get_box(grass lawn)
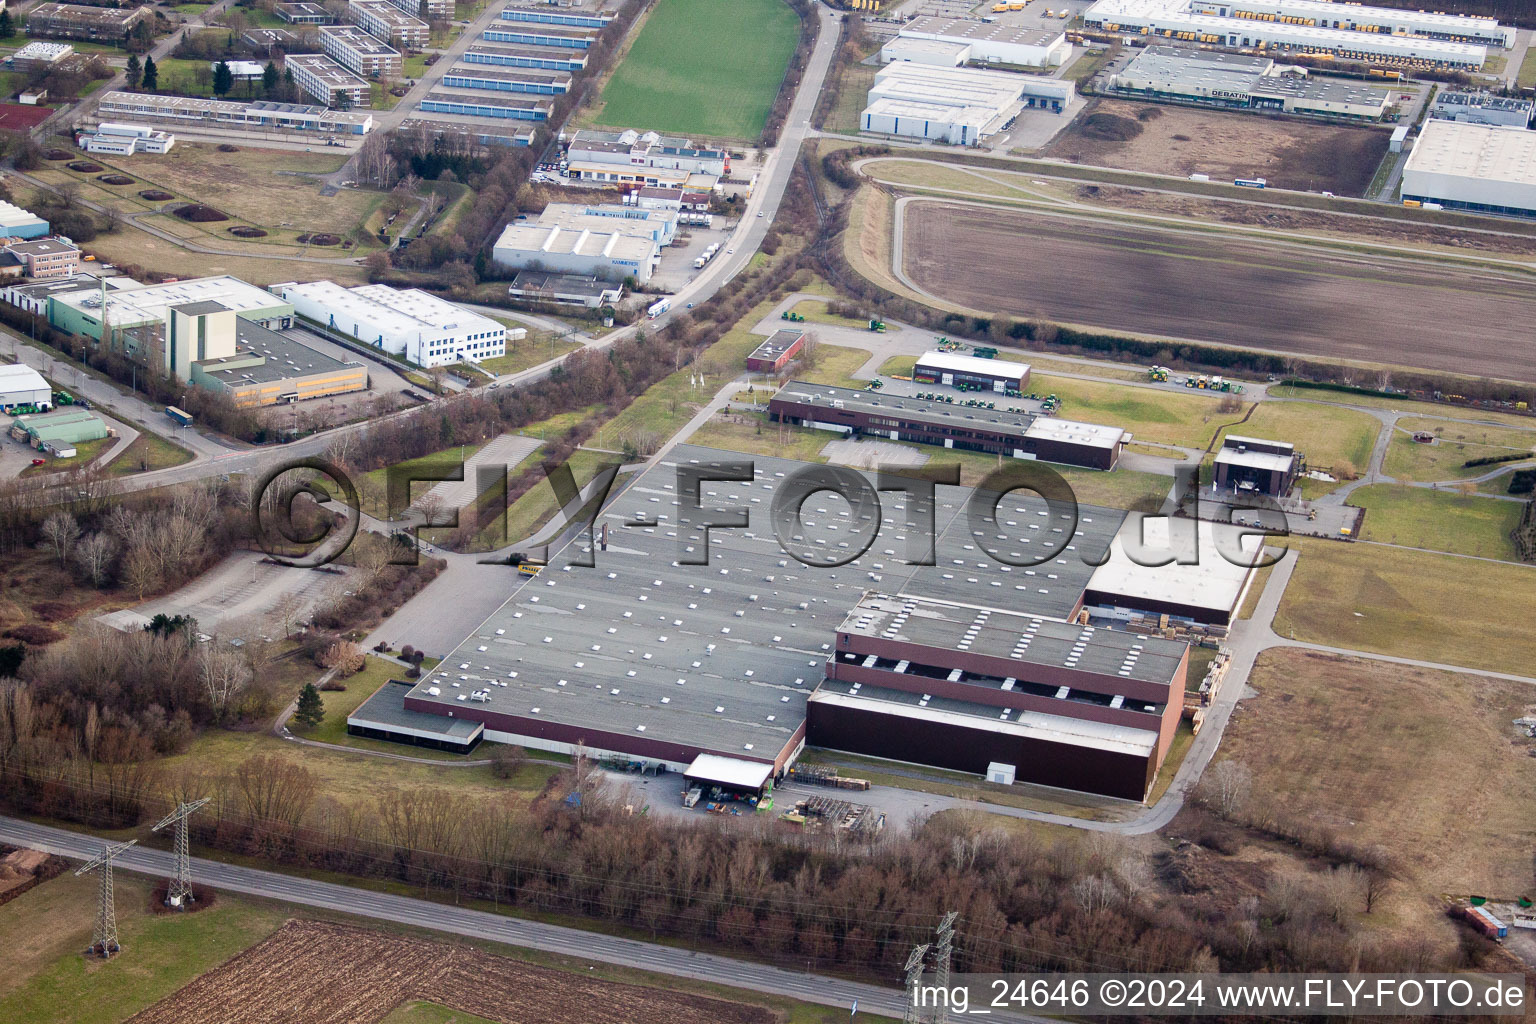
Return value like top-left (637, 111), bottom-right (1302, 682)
top-left (687, 410), bottom-right (841, 464)
top-left (153, 57), bottom-right (227, 98)
top-left (369, 82), bottom-right (399, 110)
top-left (1266, 385), bottom-right (1536, 427)
top-left (355, 436), bottom-right (500, 517)
top-left (1520, 45), bottom-right (1536, 88)
top-left (164, 718), bottom-right (554, 806)
top-left (796, 342), bottom-right (870, 389)
top-left (17, 436), bottom-right (112, 477)
top-left (1217, 400), bottom-right (1381, 479)
top-left (403, 53), bottom-right (431, 79)
top-left (825, 61), bottom-right (876, 134)
top-left (106, 430), bottom-right (193, 475)
top-left (1272, 538), bottom-right (1536, 676)
top-left (1061, 45), bottom-right (1115, 84)
top-left (476, 447), bottom-right (614, 551)
top-left (1034, 372), bottom-right (1229, 449)
top-left (589, 0), bottom-right (800, 140)
top-left (1350, 484), bottom-right (1522, 560)
top-left (787, 298), bottom-right (867, 330)
top-left (0, 873), bottom-right (290, 1024)
top-left (475, 336), bottom-right (583, 377)
top-left (1219, 648), bottom-right (1536, 922)
top-left (1382, 416), bottom-right (1536, 483)
top-left (296, 655), bottom-right (403, 746)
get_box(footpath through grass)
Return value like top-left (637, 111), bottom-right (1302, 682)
top-left (590, 0), bottom-right (800, 140)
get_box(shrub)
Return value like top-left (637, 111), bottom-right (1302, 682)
top-left (489, 744), bottom-right (526, 779)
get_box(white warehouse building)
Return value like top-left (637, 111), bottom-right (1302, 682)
top-left (271, 281), bottom-right (519, 367)
top-left (0, 363), bottom-right (52, 412)
top-left (1082, 0), bottom-right (1504, 68)
top-left (862, 63), bottom-right (1073, 146)
top-left (890, 17), bottom-right (1072, 68)
top-left (491, 203), bottom-right (678, 282)
top-left (76, 122), bottom-right (175, 155)
top-left (1401, 120), bottom-right (1536, 218)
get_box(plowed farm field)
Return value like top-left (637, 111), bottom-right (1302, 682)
top-left (124, 920), bottom-right (777, 1024)
top-left (899, 200), bottom-right (1536, 383)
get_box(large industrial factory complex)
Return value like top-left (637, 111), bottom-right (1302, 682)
top-left (1105, 46), bottom-right (1391, 120)
top-left (1401, 120), bottom-right (1536, 218)
top-left (349, 445), bottom-right (1265, 801)
top-left (1082, 0), bottom-right (1510, 68)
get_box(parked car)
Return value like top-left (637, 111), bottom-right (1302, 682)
top-left (30, 459), bottom-right (45, 466)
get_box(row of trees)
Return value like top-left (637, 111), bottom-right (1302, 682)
top-left (0, 736), bottom-right (1493, 981)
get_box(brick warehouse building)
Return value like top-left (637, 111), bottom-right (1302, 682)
top-left (745, 328), bottom-right (806, 374)
top-left (767, 382), bottom-right (1130, 470)
top-left (808, 593), bottom-right (1188, 800)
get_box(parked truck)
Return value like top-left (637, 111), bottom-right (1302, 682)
top-left (682, 786), bottom-right (703, 808)
top-left (1465, 906), bottom-right (1508, 940)
top-left (165, 406), bottom-right (193, 427)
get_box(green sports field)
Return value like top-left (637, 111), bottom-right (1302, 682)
top-left (591, 0), bottom-right (801, 140)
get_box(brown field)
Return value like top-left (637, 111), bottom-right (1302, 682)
top-left (900, 201), bottom-right (1536, 383)
top-left (1043, 99), bottom-right (1391, 197)
top-left (126, 920), bottom-right (778, 1024)
top-left (1220, 648), bottom-right (1536, 904)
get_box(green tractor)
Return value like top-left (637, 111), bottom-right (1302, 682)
top-left (869, 319), bottom-right (886, 333)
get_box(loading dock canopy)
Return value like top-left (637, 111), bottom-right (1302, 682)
top-left (684, 754), bottom-right (774, 793)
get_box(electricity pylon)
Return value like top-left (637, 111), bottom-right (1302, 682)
top-left (932, 911), bottom-right (959, 1024)
top-left (75, 840), bottom-right (137, 958)
top-left (902, 943), bottom-right (931, 1024)
top-left (150, 797), bottom-right (209, 908)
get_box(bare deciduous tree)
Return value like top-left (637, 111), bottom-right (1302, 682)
top-left (415, 490), bottom-right (446, 528)
top-left (72, 531), bottom-right (117, 587)
top-left (198, 644), bottom-right (252, 722)
top-left (40, 511), bottom-right (80, 568)
top-left (1200, 759), bottom-right (1252, 819)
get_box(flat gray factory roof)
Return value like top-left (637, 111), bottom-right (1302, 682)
top-left (408, 445), bottom-right (1129, 758)
top-left (197, 319), bottom-right (360, 385)
top-left (173, 300), bottom-right (229, 316)
top-left (812, 679), bottom-right (1159, 757)
top-left (350, 680), bottom-right (484, 739)
top-left (838, 592), bottom-right (1185, 687)
top-left (773, 381), bottom-right (1037, 431)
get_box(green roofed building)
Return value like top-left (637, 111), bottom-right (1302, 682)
top-left (9, 407), bottom-right (109, 454)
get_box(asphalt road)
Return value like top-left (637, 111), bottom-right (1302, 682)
top-left (0, 814), bottom-right (1046, 1023)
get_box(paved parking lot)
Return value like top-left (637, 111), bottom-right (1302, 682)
top-left (650, 222), bottom-right (737, 293)
top-left (97, 551), bottom-right (352, 634)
